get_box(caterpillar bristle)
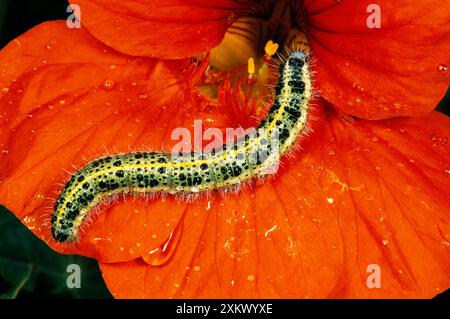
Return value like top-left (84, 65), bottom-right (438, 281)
top-left (51, 49), bottom-right (314, 243)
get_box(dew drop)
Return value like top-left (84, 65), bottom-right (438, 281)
top-left (438, 64), bottom-right (448, 72)
top-left (1, 87), bottom-right (9, 94)
top-left (246, 274), bottom-right (255, 282)
top-left (193, 265), bottom-right (201, 272)
top-left (102, 79), bottom-right (115, 90)
top-left (142, 218), bottom-right (184, 266)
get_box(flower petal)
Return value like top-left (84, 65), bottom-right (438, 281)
top-left (68, 0), bottom-right (243, 59)
top-left (101, 104), bottom-right (450, 298)
top-left (306, 0), bottom-right (450, 119)
top-left (0, 21), bottom-right (231, 262)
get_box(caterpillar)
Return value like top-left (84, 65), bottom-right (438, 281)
top-left (51, 50), bottom-right (313, 242)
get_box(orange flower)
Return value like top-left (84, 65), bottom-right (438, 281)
top-left (0, 0), bottom-right (449, 298)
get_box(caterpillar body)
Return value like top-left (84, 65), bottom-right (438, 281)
top-left (51, 51), bottom-right (313, 242)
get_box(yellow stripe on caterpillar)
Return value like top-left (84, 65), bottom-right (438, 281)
top-left (51, 50), bottom-right (313, 243)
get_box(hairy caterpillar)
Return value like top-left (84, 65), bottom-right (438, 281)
top-left (51, 51), bottom-right (313, 242)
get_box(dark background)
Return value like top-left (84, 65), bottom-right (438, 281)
top-left (0, 0), bottom-right (448, 299)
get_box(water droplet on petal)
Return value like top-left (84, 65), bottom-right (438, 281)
top-left (438, 64), bottom-right (448, 72)
top-left (1, 87), bottom-right (9, 94)
top-left (193, 265), bottom-right (201, 272)
top-left (102, 79), bottom-right (115, 90)
top-left (143, 218), bottom-right (183, 266)
top-left (246, 274), bottom-right (255, 282)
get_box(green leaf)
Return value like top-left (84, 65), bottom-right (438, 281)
top-left (0, 263), bottom-right (33, 299)
top-left (0, 206), bottom-right (112, 299)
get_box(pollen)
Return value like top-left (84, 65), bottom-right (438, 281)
top-left (247, 57), bottom-right (255, 75)
top-left (264, 40), bottom-right (279, 57)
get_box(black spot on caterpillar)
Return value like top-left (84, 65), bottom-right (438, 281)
top-left (51, 51), bottom-right (313, 242)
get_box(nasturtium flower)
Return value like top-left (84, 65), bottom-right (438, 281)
top-left (0, 0), bottom-right (449, 298)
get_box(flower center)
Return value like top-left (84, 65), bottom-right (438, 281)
top-left (211, 0), bottom-right (308, 70)
top-left (195, 0), bottom-right (310, 127)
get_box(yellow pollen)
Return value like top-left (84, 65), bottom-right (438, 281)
top-left (264, 40), bottom-right (279, 57)
top-left (247, 57), bottom-right (255, 75)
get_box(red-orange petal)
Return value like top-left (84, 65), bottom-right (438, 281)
top-left (68, 0), bottom-right (449, 118)
top-left (67, 0), bottom-right (244, 59)
top-left (101, 105), bottom-right (450, 298)
top-left (0, 21), bottom-right (231, 262)
top-left (306, 0), bottom-right (450, 119)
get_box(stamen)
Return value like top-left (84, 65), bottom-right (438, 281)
top-left (264, 40), bottom-right (279, 57)
top-left (247, 57), bottom-right (256, 85)
top-left (247, 57), bottom-right (255, 75)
